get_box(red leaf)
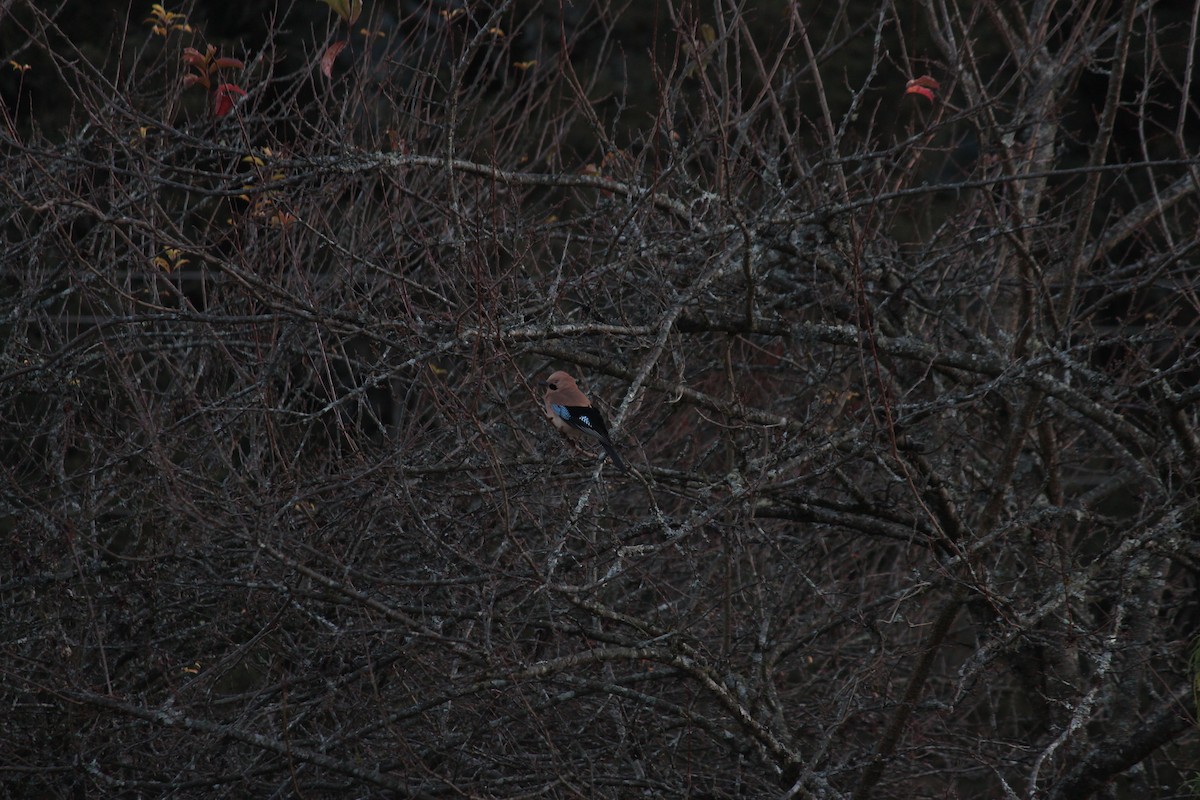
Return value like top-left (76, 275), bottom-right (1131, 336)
top-left (213, 83), bottom-right (247, 118)
top-left (905, 75), bottom-right (940, 101)
top-left (321, 40), bottom-right (348, 79)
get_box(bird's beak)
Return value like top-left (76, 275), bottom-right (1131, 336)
top-left (537, 379), bottom-right (549, 388)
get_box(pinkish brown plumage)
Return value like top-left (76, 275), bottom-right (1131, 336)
top-left (541, 370), bottom-right (627, 473)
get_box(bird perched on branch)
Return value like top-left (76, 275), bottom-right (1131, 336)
top-left (540, 370), bottom-right (628, 473)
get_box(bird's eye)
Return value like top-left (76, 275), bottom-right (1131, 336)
top-left (548, 382), bottom-right (557, 390)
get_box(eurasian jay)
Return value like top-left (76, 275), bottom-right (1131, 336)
top-left (540, 370), bottom-right (628, 473)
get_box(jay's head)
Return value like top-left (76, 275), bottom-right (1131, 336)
top-left (540, 370), bottom-right (579, 393)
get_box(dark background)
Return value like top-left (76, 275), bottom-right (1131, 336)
top-left (2, 0), bottom-right (1199, 797)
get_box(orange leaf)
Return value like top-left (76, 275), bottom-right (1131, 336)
top-left (321, 40), bottom-right (348, 79)
top-left (181, 47), bottom-right (209, 68)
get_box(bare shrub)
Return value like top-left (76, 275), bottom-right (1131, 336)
top-left (2, 0), bottom-right (1198, 797)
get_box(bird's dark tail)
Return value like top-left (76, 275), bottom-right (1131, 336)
top-left (601, 441), bottom-right (629, 473)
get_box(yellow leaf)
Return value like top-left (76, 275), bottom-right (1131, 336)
top-left (153, 248), bottom-right (189, 272)
top-left (513, 60), bottom-right (536, 70)
top-left (145, 4), bottom-right (190, 35)
top-left (319, 0), bottom-right (362, 24)
top-left (428, 363), bottom-right (447, 378)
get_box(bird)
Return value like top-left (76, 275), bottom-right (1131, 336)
top-left (540, 370), bottom-right (628, 473)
